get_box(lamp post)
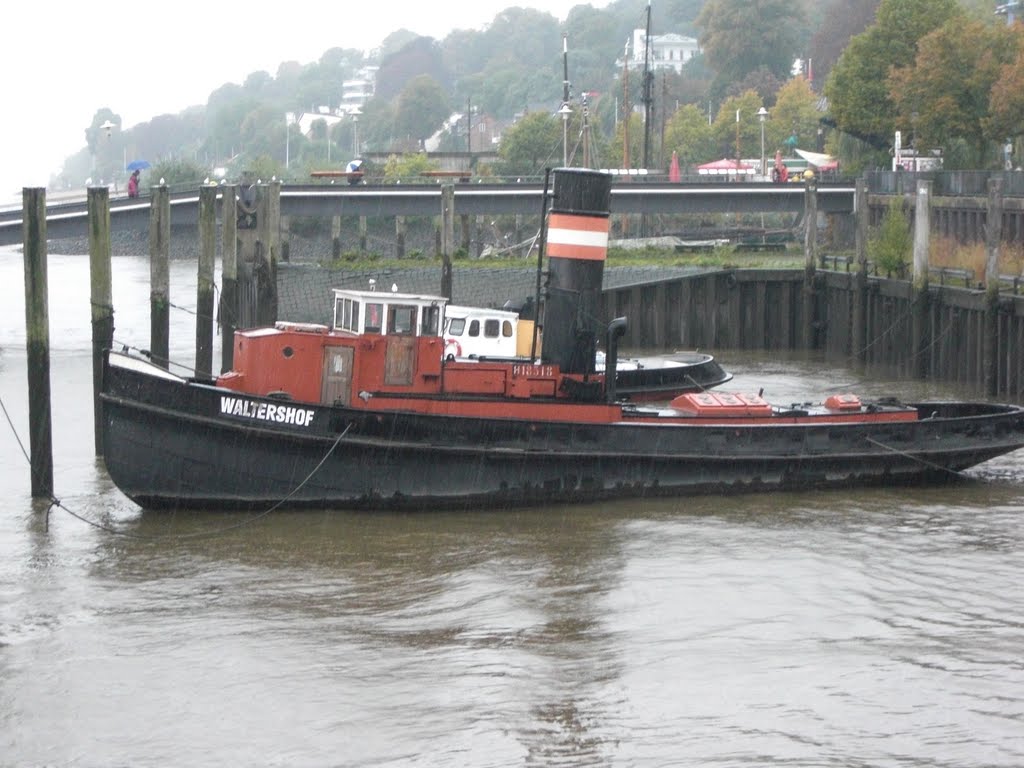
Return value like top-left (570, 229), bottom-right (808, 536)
top-left (757, 107), bottom-right (768, 178)
top-left (559, 102), bottom-right (573, 167)
top-left (352, 107), bottom-right (361, 158)
top-left (734, 109), bottom-right (741, 170)
top-left (285, 112), bottom-right (293, 170)
top-left (911, 110), bottom-right (918, 172)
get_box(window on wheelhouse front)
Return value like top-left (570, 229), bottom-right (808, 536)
top-left (364, 303), bottom-right (383, 333)
top-left (468, 319), bottom-right (480, 337)
top-left (388, 305), bottom-right (418, 335)
top-left (447, 317), bottom-right (466, 336)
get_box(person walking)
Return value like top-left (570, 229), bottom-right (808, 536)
top-left (127, 169), bottom-right (140, 198)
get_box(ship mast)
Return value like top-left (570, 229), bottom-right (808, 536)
top-left (641, 0), bottom-right (653, 172)
top-left (622, 39), bottom-right (630, 170)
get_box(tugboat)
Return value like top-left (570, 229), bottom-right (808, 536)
top-left (100, 168), bottom-right (1024, 511)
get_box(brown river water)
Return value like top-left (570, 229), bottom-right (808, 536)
top-left (1, 249), bottom-right (1023, 766)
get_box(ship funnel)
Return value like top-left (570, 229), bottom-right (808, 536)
top-left (541, 168), bottom-right (613, 375)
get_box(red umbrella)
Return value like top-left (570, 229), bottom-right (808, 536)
top-left (668, 151), bottom-right (681, 183)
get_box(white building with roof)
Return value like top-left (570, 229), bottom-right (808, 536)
top-left (630, 29), bottom-right (700, 74)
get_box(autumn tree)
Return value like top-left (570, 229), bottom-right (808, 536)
top-left (986, 28), bottom-right (1024, 152)
top-left (889, 17), bottom-right (1019, 167)
top-left (825, 0), bottom-right (958, 151)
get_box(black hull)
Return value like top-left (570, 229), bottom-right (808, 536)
top-left (101, 356), bottom-right (1024, 511)
top-left (614, 352), bottom-right (733, 400)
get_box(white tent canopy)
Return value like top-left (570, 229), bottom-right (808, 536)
top-left (794, 149), bottom-right (837, 168)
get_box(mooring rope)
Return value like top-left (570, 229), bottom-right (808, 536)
top-left (0, 390), bottom-right (351, 539)
top-left (865, 435), bottom-right (968, 479)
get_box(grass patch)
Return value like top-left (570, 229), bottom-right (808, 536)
top-left (317, 245), bottom-right (805, 271)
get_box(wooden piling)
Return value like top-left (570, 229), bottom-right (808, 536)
top-left (395, 216), bottom-right (406, 259)
top-left (802, 177), bottom-right (818, 350)
top-left (851, 178), bottom-right (868, 366)
top-left (984, 177), bottom-right (1003, 396)
top-left (331, 215), bottom-right (342, 260)
top-left (255, 182), bottom-right (281, 325)
top-left (441, 184), bottom-right (455, 299)
top-left (358, 215), bottom-right (367, 253)
top-left (149, 183), bottom-right (171, 369)
top-left (88, 186), bottom-right (112, 456)
top-left (460, 213), bottom-right (471, 255)
top-left (280, 214), bottom-right (290, 262)
top-left (476, 215), bottom-right (485, 257)
top-left (911, 179), bottom-right (932, 379)
top-left (196, 184), bottom-right (217, 378)
top-left (220, 185), bottom-right (238, 373)
top-left (22, 188), bottom-right (53, 498)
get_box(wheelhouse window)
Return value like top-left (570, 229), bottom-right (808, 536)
top-left (468, 319), bottom-right (480, 337)
top-left (421, 304), bottom-right (442, 336)
top-left (364, 303), bottom-right (383, 333)
top-left (484, 319), bottom-right (500, 338)
top-left (447, 318), bottom-right (466, 336)
top-left (502, 320), bottom-right (513, 337)
top-left (388, 305), bottom-right (418, 335)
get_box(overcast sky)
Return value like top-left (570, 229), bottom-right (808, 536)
top-left (1, 0), bottom-right (605, 204)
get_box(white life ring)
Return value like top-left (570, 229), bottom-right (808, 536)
top-left (444, 339), bottom-right (462, 361)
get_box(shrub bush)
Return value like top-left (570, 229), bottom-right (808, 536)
top-left (869, 197), bottom-right (911, 276)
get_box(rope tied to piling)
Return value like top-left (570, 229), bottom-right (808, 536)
top-left (0, 389), bottom-right (353, 539)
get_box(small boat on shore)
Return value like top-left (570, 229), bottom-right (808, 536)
top-left (100, 169), bottom-right (1024, 511)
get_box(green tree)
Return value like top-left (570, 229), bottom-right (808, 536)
top-left (382, 152), bottom-right (439, 181)
top-left (663, 104), bottom-right (715, 170)
top-left (696, 0), bottom-right (803, 98)
top-left (85, 109), bottom-right (122, 182)
top-left (767, 76), bottom-right (821, 155)
top-left (808, 0), bottom-right (881, 88)
top-left (149, 157), bottom-right (209, 188)
top-left (394, 75), bottom-right (450, 149)
top-left (497, 111), bottom-right (562, 177)
top-left (600, 113), bottom-right (644, 171)
top-left (711, 91), bottom-right (764, 162)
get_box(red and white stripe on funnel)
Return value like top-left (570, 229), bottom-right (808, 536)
top-left (545, 212), bottom-right (609, 261)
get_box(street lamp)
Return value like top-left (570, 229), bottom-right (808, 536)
top-left (352, 107), bottom-right (361, 158)
top-left (285, 112), bottom-right (294, 170)
top-left (734, 109), bottom-right (741, 170)
top-left (558, 102), bottom-right (573, 167)
top-left (757, 107), bottom-right (768, 178)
